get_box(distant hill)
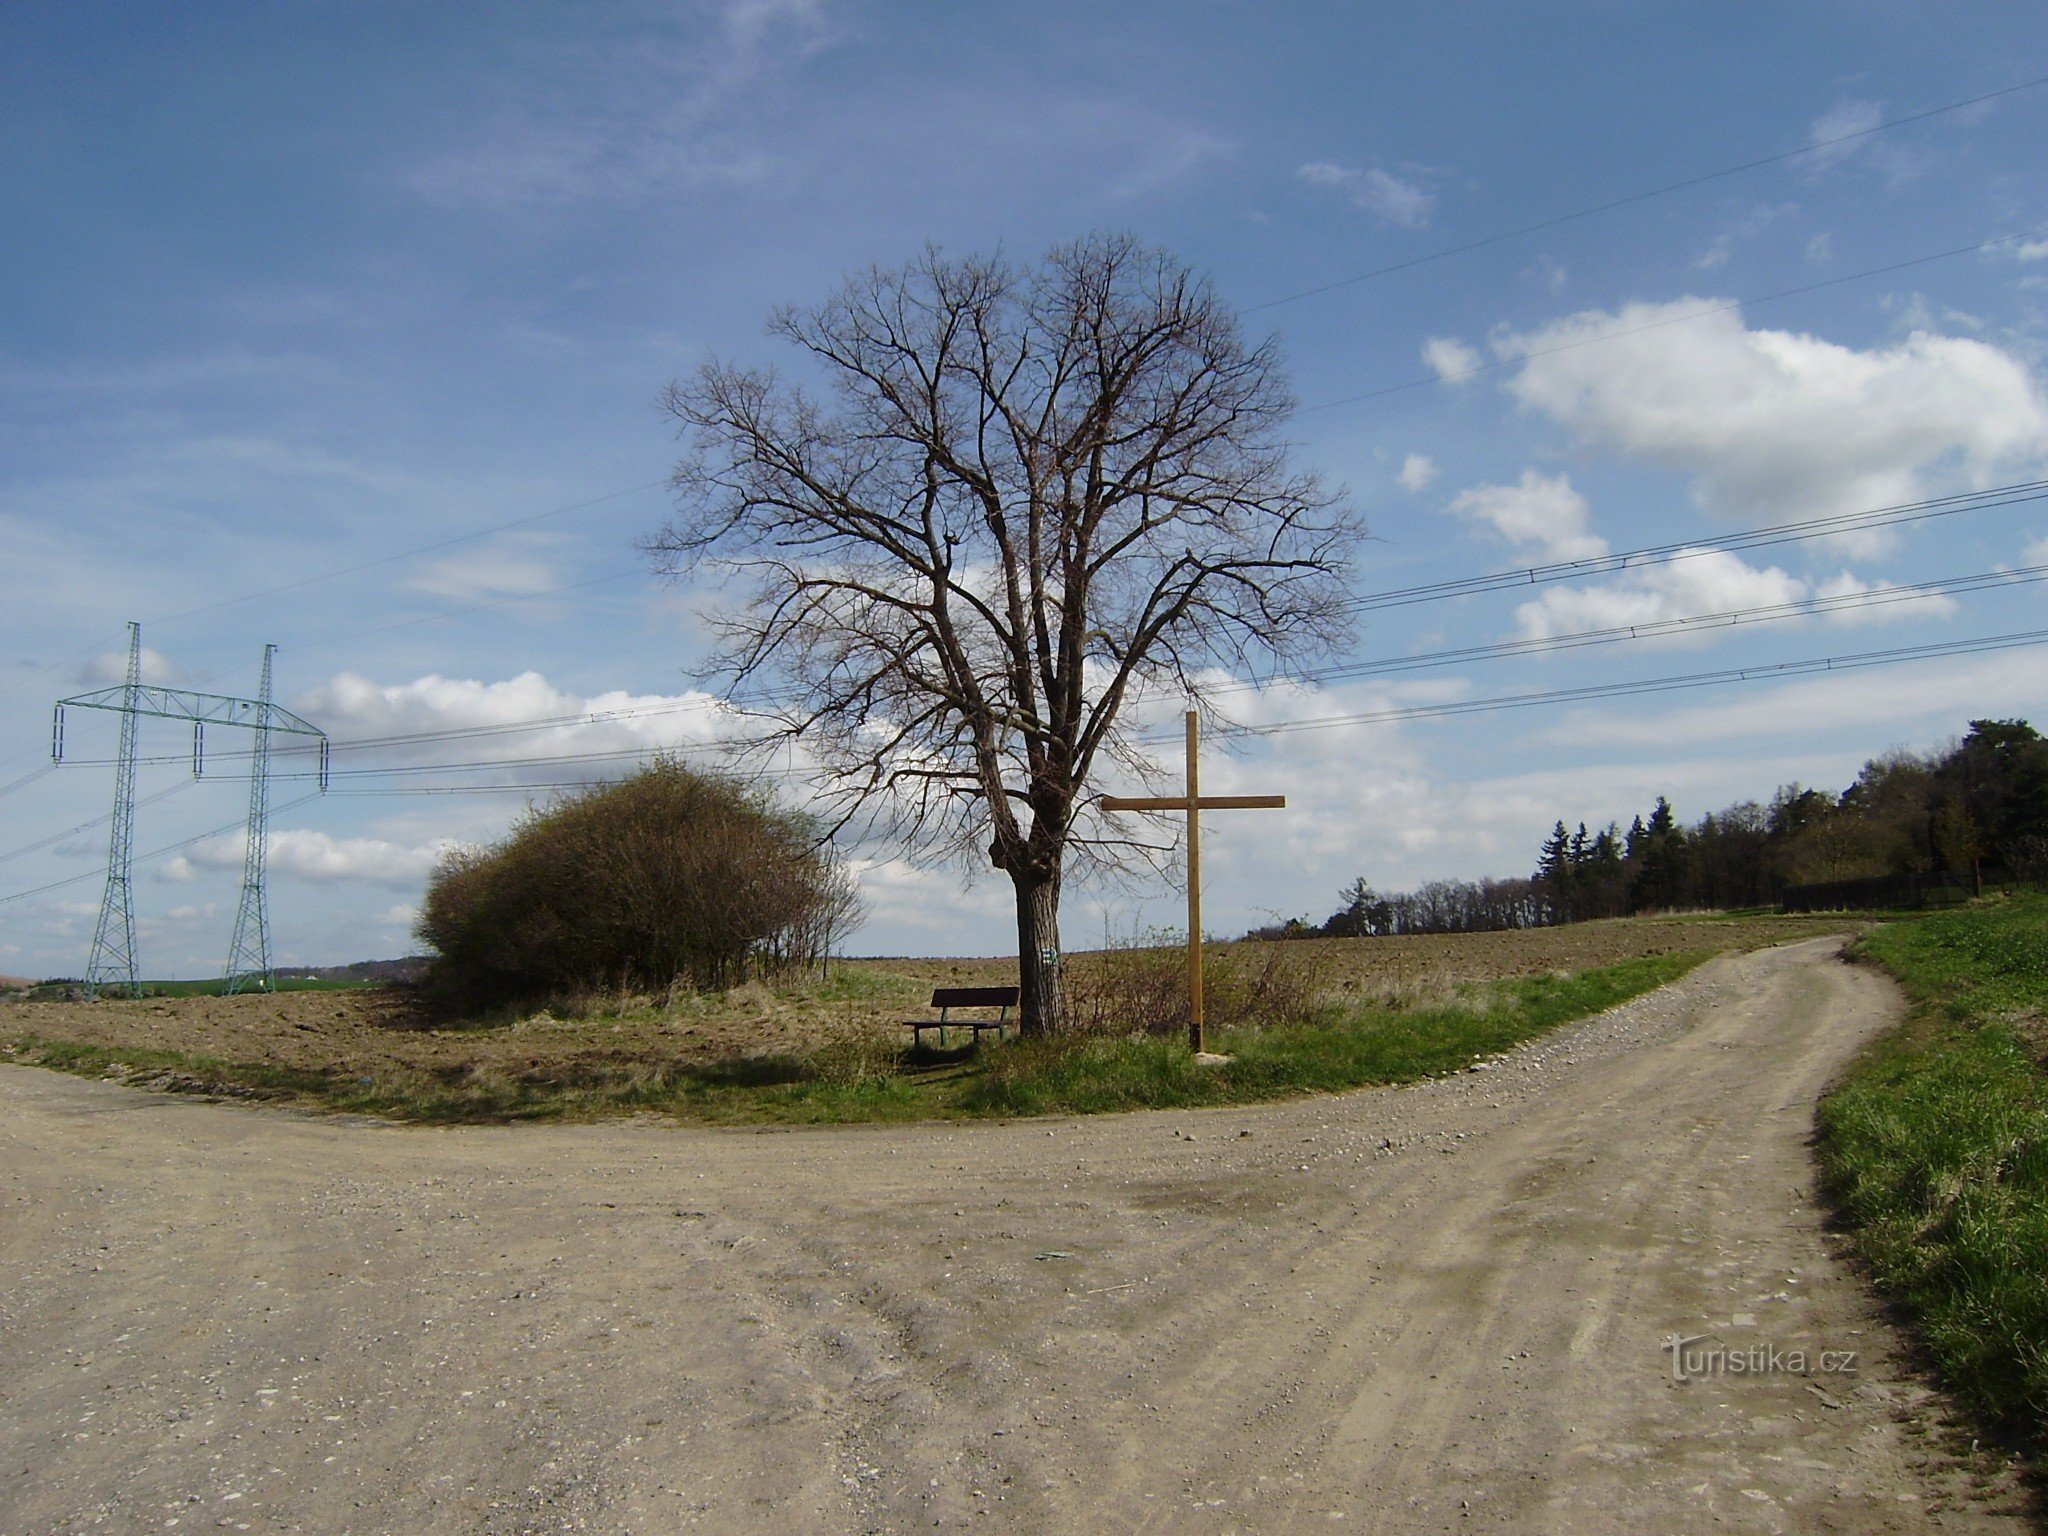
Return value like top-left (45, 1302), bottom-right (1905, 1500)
top-left (0, 974), bottom-right (32, 990)
top-left (274, 957), bottom-right (432, 985)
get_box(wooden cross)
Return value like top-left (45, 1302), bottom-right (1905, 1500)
top-left (1100, 710), bottom-right (1285, 1055)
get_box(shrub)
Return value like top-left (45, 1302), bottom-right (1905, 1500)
top-left (416, 759), bottom-right (859, 1008)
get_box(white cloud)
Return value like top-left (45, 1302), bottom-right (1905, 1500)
top-left (1422, 335), bottom-right (1482, 382)
top-left (406, 537), bottom-right (564, 602)
top-left (1512, 547), bottom-right (1806, 644)
top-left (1807, 99), bottom-right (1883, 169)
top-left (2014, 239), bottom-right (2048, 263)
top-left (78, 645), bottom-right (182, 687)
top-left (181, 829), bottom-right (450, 886)
top-left (1812, 571), bottom-right (1960, 625)
top-left (294, 670), bottom-right (742, 774)
top-left (406, 0), bottom-right (833, 207)
top-left (1806, 233), bottom-right (1834, 264)
top-left (1448, 470), bottom-right (1607, 562)
top-left (1397, 453), bottom-right (1437, 492)
top-left (1296, 162), bottom-right (1434, 228)
top-left (1500, 301), bottom-right (2048, 538)
top-left (1545, 645), bottom-right (2046, 752)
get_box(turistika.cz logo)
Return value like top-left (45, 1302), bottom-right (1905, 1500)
top-left (1662, 1334), bottom-right (1860, 1383)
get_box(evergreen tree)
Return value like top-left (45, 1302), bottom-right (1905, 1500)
top-left (1631, 796), bottom-right (1690, 911)
top-left (1624, 814), bottom-right (1649, 862)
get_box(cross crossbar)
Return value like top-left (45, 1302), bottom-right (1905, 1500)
top-left (1100, 794), bottom-right (1286, 812)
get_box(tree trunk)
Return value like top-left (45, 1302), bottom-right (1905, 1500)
top-left (1012, 864), bottom-right (1066, 1036)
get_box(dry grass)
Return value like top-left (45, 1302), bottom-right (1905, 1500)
top-left (0, 912), bottom-right (1858, 1120)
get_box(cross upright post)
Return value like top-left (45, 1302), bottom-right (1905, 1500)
top-left (1101, 710), bottom-right (1285, 1055)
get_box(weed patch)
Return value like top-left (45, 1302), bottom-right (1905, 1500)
top-left (1820, 894), bottom-right (2048, 1463)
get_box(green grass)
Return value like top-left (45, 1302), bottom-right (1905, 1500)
top-left (1819, 893), bottom-right (2048, 1461)
top-left (2, 950), bottom-right (1705, 1127)
top-left (958, 952), bottom-right (1701, 1117)
top-left (21, 976), bottom-right (378, 1000)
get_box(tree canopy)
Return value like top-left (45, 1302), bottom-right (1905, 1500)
top-left (648, 235), bottom-right (1358, 1032)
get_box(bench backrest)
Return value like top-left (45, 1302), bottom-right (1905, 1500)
top-left (930, 985), bottom-right (1020, 1009)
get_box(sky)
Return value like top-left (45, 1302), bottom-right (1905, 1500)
top-left (3, 1), bottom-right (2047, 977)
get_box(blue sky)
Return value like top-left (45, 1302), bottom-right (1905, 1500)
top-left (3, 1), bottom-right (2047, 977)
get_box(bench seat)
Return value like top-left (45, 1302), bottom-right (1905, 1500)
top-left (904, 985), bottom-right (1019, 1048)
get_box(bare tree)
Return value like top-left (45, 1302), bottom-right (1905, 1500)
top-left (647, 234), bottom-right (1359, 1034)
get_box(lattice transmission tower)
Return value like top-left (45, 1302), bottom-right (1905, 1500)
top-left (222, 644), bottom-right (279, 995)
top-left (54, 625), bottom-right (328, 997)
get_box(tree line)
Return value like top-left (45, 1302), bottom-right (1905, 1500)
top-left (1251, 718), bottom-right (2048, 940)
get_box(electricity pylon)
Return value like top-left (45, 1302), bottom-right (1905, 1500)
top-left (81, 624), bottom-right (143, 998)
top-left (222, 645), bottom-right (277, 994)
top-left (55, 627), bottom-right (328, 997)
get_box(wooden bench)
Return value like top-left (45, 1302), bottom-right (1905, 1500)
top-left (904, 985), bottom-right (1019, 1049)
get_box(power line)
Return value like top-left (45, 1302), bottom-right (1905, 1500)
top-left (1191, 627), bottom-right (2048, 742)
top-left (309, 476), bottom-right (2048, 732)
top-left (243, 626), bottom-right (2048, 797)
top-left (0, 780), bottom-right (197, 868)
top-left (147, 480), bottom-right (669, 633)
top-left (9, 76), bottom-right (2027, 705)
top-left (1334, 479), bottom-right (2048, 617)
top-left (1229, 561), bottom-right (2048, 694)
top-left (287, 568), bottom-right (643, 654)
top-left (0, 764), bottom-right (56, 801)
top-left (1247, 74), bottom-right (2048, 313)
top-left (47, 480), bottom-right (2047, 775)
top-left (0, 792), bottom-right (323, 909)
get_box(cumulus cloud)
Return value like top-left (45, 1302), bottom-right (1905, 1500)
top-left (178, 829), bottom-right (450, 886)
top-left (294, 670), bottom-right (743, 777)
top-left (1422, 336), bottom-right (1482, 382)
top-left (406, 537), bottom-right (565, 602)
top-left (78, 645), bottom-right (182, 687)
top-left (1297, 162), bottom-right (1435, 228)
top-left (1500, 301), bottom-right (2048, 538)
top-left (1806, 99), bottom-right (1884, 169)
top-left (1448, 471), bottom-right (1607, 562)
top-left (1512, 548), bottom-right (1807, 643)
top-left (1397, 454), bottom-right (1437, 492)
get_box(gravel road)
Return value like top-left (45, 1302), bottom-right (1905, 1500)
top-left (1, 937), bottom-right (2034, 1534)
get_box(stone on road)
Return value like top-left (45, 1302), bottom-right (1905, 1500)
top-left (0, 937), bottom-right (2031, 1533)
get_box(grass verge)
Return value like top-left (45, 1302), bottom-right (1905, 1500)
top-left (2, 950), bottom-right (1705, 1126)
top-left (1819, 893), bottom-right (2048, 1464)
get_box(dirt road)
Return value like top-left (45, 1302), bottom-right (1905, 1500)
top-left (0, 938), bottom-right (2033, 1534)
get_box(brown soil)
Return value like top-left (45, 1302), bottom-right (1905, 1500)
top-left (0, 915), bottom-right (1853, 1087)
top-left (0, 937), bottom-right (2029, 1533)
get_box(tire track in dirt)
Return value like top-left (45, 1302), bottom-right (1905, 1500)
top-left (0, 939), bottom-right (2034, 1534)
